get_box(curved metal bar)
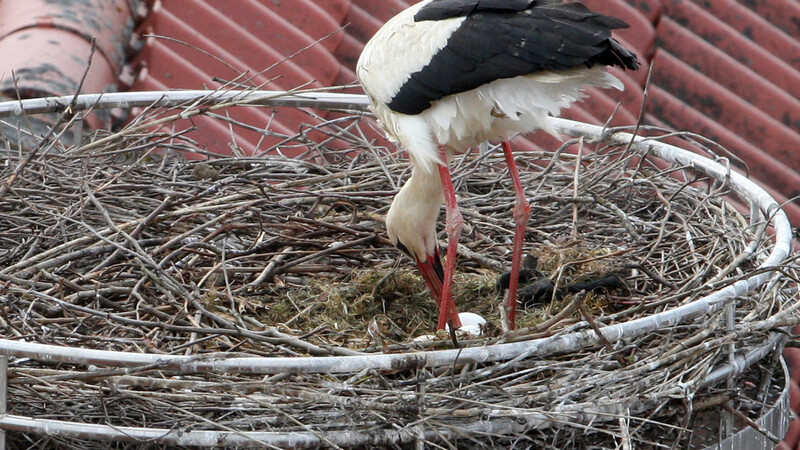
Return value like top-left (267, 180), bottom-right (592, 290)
top-left (0, 354), bottom-right (789, 449)
top-left (0, 90), bottom-right (371, 118)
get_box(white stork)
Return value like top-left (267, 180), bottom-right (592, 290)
top-left (357, 0), bottom-right (639, 331)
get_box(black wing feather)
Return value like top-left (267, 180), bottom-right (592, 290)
top-left (415, 0), bottom-right (536, 21)
top-left (388, 0), bottom-right (639, 115)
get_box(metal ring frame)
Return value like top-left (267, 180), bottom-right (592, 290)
top-left (0, 90), bottom-right (793, 446)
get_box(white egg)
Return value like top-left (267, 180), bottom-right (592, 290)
top-left (446, 312), bottom-right (487, 337)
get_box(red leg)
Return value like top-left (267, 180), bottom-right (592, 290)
top-left (501, 141), bottom-right (531, 330)
top-left (436, 146), bottom-right (462, 330)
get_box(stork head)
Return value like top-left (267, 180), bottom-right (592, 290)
top-left (386, 168), bottom-right (445, 302)
top-left (393, 234), bottom-right (445, 303)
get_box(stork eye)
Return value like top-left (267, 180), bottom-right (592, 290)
top-left (395, 239), bottom-right (412, 258)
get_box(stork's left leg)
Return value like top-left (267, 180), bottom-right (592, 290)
top-left (436, 146), bottom-right (463, 331)
top-left (501, 141), bottom-right (531, 330)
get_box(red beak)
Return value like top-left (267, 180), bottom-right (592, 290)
top-left (415, 247), bottom-right (461, 329)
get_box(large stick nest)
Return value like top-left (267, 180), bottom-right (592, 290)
top-left (0, 98), bottom-right (796, 449)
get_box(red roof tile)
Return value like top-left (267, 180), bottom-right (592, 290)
top-left (691, 0), bottom-right (800, 70)
top-left (736, 0), bottom-right (800, 38)
top-left (652, 49), bottom-right (800, 170)
top-left (646, 82), bottom-right (800, 216)
top-left (657, 16), bottom-right (800, 130)
top-left (663, 0), bottom-right (800, 98)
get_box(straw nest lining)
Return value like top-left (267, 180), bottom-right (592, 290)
top-left (0, 102), bottom-right (795, 448)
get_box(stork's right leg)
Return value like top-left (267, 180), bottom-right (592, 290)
top-left (436, 146), bottom-right (462, 330)
top-left (501, 141), bottom-right (532, 331)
